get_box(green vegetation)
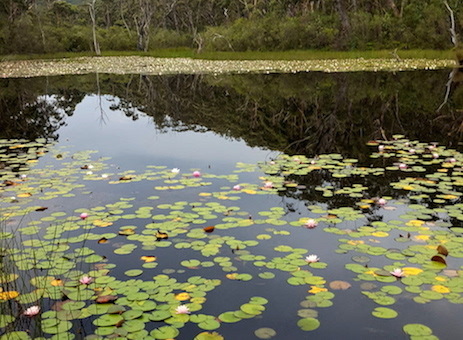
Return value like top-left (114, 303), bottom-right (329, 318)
top-left (1, 49), bottom-right (456, 62)
top-left (0, 0), bottom-right (461, 55)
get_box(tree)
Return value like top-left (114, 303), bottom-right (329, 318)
top-left (88, 0), bottom-right (101, 55)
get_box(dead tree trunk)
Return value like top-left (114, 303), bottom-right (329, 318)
top-left (89, 0), bottom-right (101, 56)
top-left (135, 0), bottom-right (154, 52)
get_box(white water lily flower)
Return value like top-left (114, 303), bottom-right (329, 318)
top-left (390, 268), bottom-right (405, 278)
top-left (175, 305), bottom-right (190, 314)
top-left (305, 255), bottom-right (319, 263)
top-left (23, 306), bottom-right (40, 316)
top-left (263, 181), bottom-right (273, 188)
top-left (171, 168), bottom-right (180, 173)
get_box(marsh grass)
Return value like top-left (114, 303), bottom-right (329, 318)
top-left (0, 49), bottom-right (456, 62)
top-left (0, 216), bottom-right (93, 338)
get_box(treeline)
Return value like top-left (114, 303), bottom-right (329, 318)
top-left (0, 0), bottom-right (462, 54)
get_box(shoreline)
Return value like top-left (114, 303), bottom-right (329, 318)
top-left (0, 56), bottom-right (457, 78)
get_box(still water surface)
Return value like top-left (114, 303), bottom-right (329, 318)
top-left (1, 70), bottom-right (463, 339)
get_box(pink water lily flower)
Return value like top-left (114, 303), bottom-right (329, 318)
top-left (377, 198), bottom-right (387, 206)
top-left (390, 268), bottom-right (405, 278)
top-left (304, 219), bottom-right (318, 229)
top-left (175, 305), bottom-right (190, 314)
top-left (305, 255), bottom-right (319, 263)
top-left (80, 213), bottom-right (88, 220)
top-left (192, 171), bottom-right (201, 178)
top-left (79, 275), bottom-right (92, 285)
top-left (398, 163), bottom-right (407, 170)
top-left (233, 185), bottom-right (241, 191)
top-left (23, 306), bottom-right (40, 316)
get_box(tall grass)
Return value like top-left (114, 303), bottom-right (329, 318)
top-left (1, 49), bottom-right (456, 62)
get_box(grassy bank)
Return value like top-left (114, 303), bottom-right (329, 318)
top-left (0, 49), bottom-right (456, 62)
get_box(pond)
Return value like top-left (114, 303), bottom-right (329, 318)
top-left (1, 69), bottom-right (463, 340)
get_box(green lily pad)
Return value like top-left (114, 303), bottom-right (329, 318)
top-left (124, 269), bottom-right (143, 277)
top-left (93, 314), bottom-right (124, 327)
top-left (403, 324), bottom-right (433, 336)
top-left (198, 319), bottom-right (221, 330)
top-left (193, 332), bottom-right (224, 340)
top-left (151, 326), bottom-right (180, 339)
top-left (372, 307), bottom-right (398, 319)
top-left (254, 327), bottom-right (277, 339)
top-left (297, 318), bottom-right (320, 331)
top-left (240, 303), bottom-right (265, 315)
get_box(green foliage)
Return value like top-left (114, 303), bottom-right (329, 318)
top-left (0, 0), bottom-right (462, 53)
top-left (99, 26), bottom-right (135, 51)
top-left (150, 29), bottom-right (192, 49)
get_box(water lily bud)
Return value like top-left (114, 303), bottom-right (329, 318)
top-left (80, 213), bottom-right (88, 220)
top-left (193, 171), bottom-right (201, 178)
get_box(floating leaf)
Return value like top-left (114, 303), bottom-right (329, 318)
top-left (329, 281), bottom-right (351, 290)
top-left (96, 295), bottom-right (118, 304)
top-left (297, 318), bottom-right (320, 331)
top-left (124, 269), bottom-right (143, 277)
top-left (156, 231), bottom-right (169, 240)
top-left (403, 324), bottom-right (433, 336)
top-left (254, 328), bottom-right (277, 339)
top-left (437, 245), bottom-right (449, 256)
top-left (218, 312), bottom-right (241, 323)
top-left (194, 332), bottom-right (224, 340)
top-left (175, 293), bottom-right (191, 301)
top-left (431, 255), bottom-right (447, 265)
top-left (151, 326), bottom-right (180, 339)
top-left (372, 307), bottom-right (398, 319)
top-left (140, 256), bottom-right (157, 263)
top-left (198, 319), bottom-right (221, 330)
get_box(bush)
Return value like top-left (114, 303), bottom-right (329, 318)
top-left (99, 26), bottom-right (135, 51)
top-left (149, 29), bottom-right (192, 49)
top-left (203, 15), bottom-right (338, 51)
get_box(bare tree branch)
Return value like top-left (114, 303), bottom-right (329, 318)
top-left (443, 0), bottom-right (458, 47)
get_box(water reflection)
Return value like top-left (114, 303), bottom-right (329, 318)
top-left (1, 70), bottom-right (463, 158)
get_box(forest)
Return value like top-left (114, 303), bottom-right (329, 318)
top-left (0, 0), bottom-right (462, 55)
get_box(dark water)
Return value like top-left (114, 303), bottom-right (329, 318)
top-left (1, 70), bottom-right (463, 340)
